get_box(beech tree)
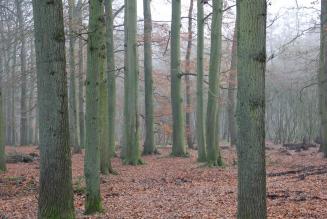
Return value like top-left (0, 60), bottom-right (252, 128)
top-left (206, 0), bottom-right (223, 166)
top-left (143, 0), bottom-right (155, 155)
top-left (236, 0), bottom-right (267, 218)
top-left (196, 0), bottom-right (206, 162)
top-left (0, 87), bottom-right (5, 172)
top-left (171, 0), bottom-right (187, 156)
top-left (32, 0), bottom-right (75, 217)
top-left (319, 0), bottom-right (327, 157)
top-left (84, 0), bottom-right (104, 213)
top-left (124, 0), bottom-right (142, 165)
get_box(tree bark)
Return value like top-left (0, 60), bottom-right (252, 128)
top-left (171, 0), bottom-right (187, 157)
top-left (196, 0), bottom-right (206, 162)
top-left (319, 0), bottom-right (327, 158)
top-left (236, 0), bottom-right (267, 218)
top-left (206, 0), bottom-right (223, 166)
top-left (185, 0), bottom-right (194, 149)
top-left (143, 0), bottom-right (155, 155)
top-left (227, 22), bottom-right (237, 146)
top-left (84, 0), bottom-right (104, 213)
top-left (32, 0), bottom-right (75, 217)
top-left (16, 0), bottom-right (28, 146)
top-left (124, 0), bottom-right (142, 165)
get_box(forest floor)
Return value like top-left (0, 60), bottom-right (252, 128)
top-left (1, 143), bottom-right (327, 219)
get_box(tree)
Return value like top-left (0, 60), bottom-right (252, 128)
top-left (319, 0), bottom-right (327, 157)
top-left (143, 0), bottom-right (156, 155)
top-left (15, 0), bottom-right (28, 146)
top-left (185, 0), bottom-right (194, 149)
top-left (0, 84), bottom-right (5, 172)
top-left (227, 22), bottom-right (237, 146)
top-left (206, 0), bottom-right (223, 166)
top-left (84, 0), bottom-right (104, 213)
top-left (104, 0), bottom-right (116, 173)
top-left (236, 0), bottom-right (267, 218)
top-left (124, 0), bottom-right (142, 165)
top-left (68, 0), bottom-right (81, 153)
top-left (32, 0), bottom-right (75, 217)
top-left (196, 0), bottom-right (206, 162)
top-left (171, 0), bottom-right (187, 157)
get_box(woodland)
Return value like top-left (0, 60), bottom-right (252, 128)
top-left (0, 0), bottom-right (327, 218)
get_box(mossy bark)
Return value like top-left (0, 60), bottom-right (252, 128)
top-left (236, 0), bottom-right (267, 218)
top-left (124, 0), bottom-right (142, 165)
top-left (84, 0), bottom-right (104, 214)
top-left (206, 0), bottom-right (223, 166)
top-left (32, 0), bottom-right (75, 218)
top-left (171, 0), bottom-right (187, 157)
top-left (196, 0), bottom-right (206, 162)
top-left (319, 0), bottom-right (327, 158)
top-left (142, 0), bottom-right (156, 155)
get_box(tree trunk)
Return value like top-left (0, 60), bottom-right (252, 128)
top-left (227, 22), bottom-right (237, 146)
top-left (32, 0), bottom-right (75, 217)
top-left (16, 0), bottom-right (28, 146)
top-left (185, 0), bottom-right (194, 149)
top-left (104, 0), bottom-right (116, 173)
top-left (0, 66), bottom-right (5, 172)
top-left (68, 0), bottom-right (81, 153)
top-left (196, 0), bottom-right (206, 162)
top-left (84, 0), bottom-right (104, 213)
top-left (319, 0), bottom-right (327, 158)
top-left (143, 0), bottom-right (155, 155)
top-left (236, 0), bottom-right (267, 218)
top-left (206, 0), bottom-right (223, 166)
top-left (124, 0), bottom-right (142, 165)
top-left (171, 0), bottom-right (187, 157)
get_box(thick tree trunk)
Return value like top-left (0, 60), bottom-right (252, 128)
top-left (236, 0), bottom-right (267, 218)
top-left (143, 0), bottom-right (155, 155)
top-left (227, 24), bottom-right (237, 146)
top-left (124, 0), bottom-right (142, 165)
top-left (319, 0), bottom-right (327, 158)
top-left (185, 0), bottom-right (194, 149)
top-left (206, 0), bottom-right (223, 166)
top-left (171, 0), bottom-right (187, 157)
top-left (16, 0), bottom-right (28, 146)
top-left (84, 0), bottom-right (104, 213)
top-left (196, 0), bottom-right (206, 162)
top-left (32, 0), bottom-right (75, 218)
top-left (104, 0), bottom-right (116, 172)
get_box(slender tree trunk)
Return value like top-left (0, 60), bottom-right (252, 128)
top-left (32, 0), bottom-right (75, 217)
top-left (206, 0), bottom-right (223, 166)
top-left (196, 0), bottom-right (206, 162)
top-left (143, 0), bottom-right (155, 155)
top-left (171, 0), bottom-right (187, 157)
top-left (121, 0), bottom-right (128, 159)
top-left (76, 0), bottom-right (85, 149)
top-left (16, 0), bottom-right (28, 146)
top-left (84, 0), bottom-right (104, 213)
top-left (228, 22), bottom-right (237, 146)
top-left (319, 0), bottom-right (327, 157)
top-left (0, 62), bottom-right (5, 172)
top-left (236, 0), bottom-right (267, 218)
top-left (124, 0), bottom-right (142, 165)
top-left (104, 0), bottom-right (117, 170)
top-left (185, 0), bottom-right (194, 149)
top-left (68, 0), bottom-right (81, 153)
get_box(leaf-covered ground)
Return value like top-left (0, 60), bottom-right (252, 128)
top-left (1, 144), bottom-right (327, 218)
